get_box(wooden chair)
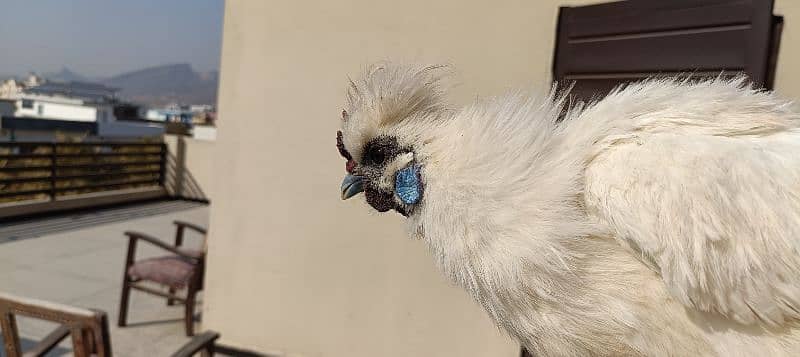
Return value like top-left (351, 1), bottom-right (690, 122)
top-left (0, 292), bottom-right (111, 357)
top-left (170, 330), bottom-right (220, 357)
top-left (118, 220), bottom-right (207, 336)
top-left (0, 291), bottom-right (219, 357)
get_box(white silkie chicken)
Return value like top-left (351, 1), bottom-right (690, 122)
top-left (336, 63), bottom-right (800, 356)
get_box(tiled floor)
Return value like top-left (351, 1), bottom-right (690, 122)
top-left (0, 200), bottom-right (209, 356)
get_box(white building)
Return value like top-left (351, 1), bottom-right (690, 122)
top-left (24, 73), bottom-right (44, 88)
top-left (0, 79), bottom-right (25, 99)
top-left (143, 108), bottom-right (169, 121)
top-left (18, 81), bottom-right (118, 121)
top-left (189, 104), bottom-right (213, 113)
top-left (0, 80), bottom-right (165, 141)
top-left (14, 93), bottom-right (100, 122)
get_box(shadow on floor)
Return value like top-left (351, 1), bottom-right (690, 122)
top-left (124, 317), bottom-right (185, 328)
top-left (0, 336), bottom-right (71, 356)
top-left (0, 200), bottom-right (207, 243)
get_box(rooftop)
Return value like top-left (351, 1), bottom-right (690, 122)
top-left (0, 200), bottom-right (209, 356)
top-left (26, 81), bottom-right (119, 103)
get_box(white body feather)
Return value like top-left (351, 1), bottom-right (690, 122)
top-left (341, 65), bottom-right (800, 356)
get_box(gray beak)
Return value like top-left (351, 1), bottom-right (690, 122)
top-left (341, 174), bottom-right (364, 200)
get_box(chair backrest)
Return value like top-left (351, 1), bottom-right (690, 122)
top-left (0, 292), bottom-right (112, 357)
top-left (553, 0), bottom-right (783, 102)
top-left (173, 221), bottom-right (209, 254)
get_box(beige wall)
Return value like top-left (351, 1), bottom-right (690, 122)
top-left (205, 0), bottom-right (800, 356)
top-left (164, 135), bottom-right (214, 201)
top-left (775, 1), bottom-right (800, 99)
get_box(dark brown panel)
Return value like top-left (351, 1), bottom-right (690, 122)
top-left (765, 16), bottom-right (784, 89)
top-left (566, 2), bottom-right (753, 40)
top-left (563, 28), bottom-right (749, 73)
top-left (552, 0), bottom-right (782, 102)
top-left (562, 0), bottom-right (750, 18)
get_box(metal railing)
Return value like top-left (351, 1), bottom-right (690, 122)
top-left (0, 142), bottom-right (167, 203)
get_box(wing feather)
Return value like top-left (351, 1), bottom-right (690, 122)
top-left (585, 131), bottom-right (800, 327)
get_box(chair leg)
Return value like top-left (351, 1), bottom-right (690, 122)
top-left (201, 345), bottom-right (214, 357)
top-left (84, 329), bottom-right (95, 354)
top-left (118, 280), bottom-right (131, 327)
top-left (1, 312), bottom-right (21, 357)
top-left (167, 287), bottom-right (176, 306)
top-left (184, 285), bottom-right (197, 336)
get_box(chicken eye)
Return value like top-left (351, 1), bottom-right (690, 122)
top-left (362, 136), bottom-right (400, 167)
top-left (363, 149), bottom-right (387, 166)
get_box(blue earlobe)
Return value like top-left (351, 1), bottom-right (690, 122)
top-left (395, 165), bottom-right (422, 205)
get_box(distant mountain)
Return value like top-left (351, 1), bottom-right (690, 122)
top-left (102, 63), bottom-right (218, 107)
top-left (1, 64), bottom-right (218, 107)
top-left (44, 67), bottom-right (91, 83)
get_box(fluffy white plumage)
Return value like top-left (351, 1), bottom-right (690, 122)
top-left (337, 63), bottom-right (800, 356)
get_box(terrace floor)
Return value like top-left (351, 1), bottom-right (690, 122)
top-left (0, 200), bottom-right (209, 356)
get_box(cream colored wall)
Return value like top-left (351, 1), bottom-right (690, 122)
top-left (205, 0), bottom-right (799, 356)
top-left (775, 1), bottom-right (800, 99)
top-left (164, 135), bottom-right (214, 201)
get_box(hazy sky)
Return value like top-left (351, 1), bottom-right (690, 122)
top-left (0, 0), bottom-right (224, 78)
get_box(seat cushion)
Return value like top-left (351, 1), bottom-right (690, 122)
top-left (128, 255), bottom-right (198, 288)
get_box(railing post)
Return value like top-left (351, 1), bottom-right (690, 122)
top-left (50, 143), bottom-right (57, 201)
top-left (159, 143), bottom-right (167, 187)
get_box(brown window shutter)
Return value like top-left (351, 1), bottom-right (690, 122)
top-left (552, 0), bottom-right (784, 103)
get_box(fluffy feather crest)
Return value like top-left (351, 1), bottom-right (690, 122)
top-left (341, 63), bottom-right (450, 161)
top-left (345, 63), bottom-right (448, 124)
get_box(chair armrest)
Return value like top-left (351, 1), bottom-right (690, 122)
top-left (124, 231), bottom-right (200, 262)
top-left (170, 330), bottom-right (220, 357)
top-left (173, 220), bottom-right (208, 235)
